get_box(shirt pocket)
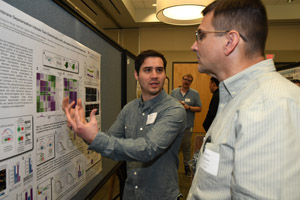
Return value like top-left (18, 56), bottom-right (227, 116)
top-left (197, 142), bottom-right (220, 187)
top-left (124, 124), bottom-right (136, 138)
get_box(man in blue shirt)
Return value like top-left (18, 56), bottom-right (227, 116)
top-left (62, 50), bottom-right (186, 200)
top-left (171, 74), bottom-right (202, 177)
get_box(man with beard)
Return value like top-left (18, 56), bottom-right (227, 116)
top-left (62, 50), bottom-right (186, 200)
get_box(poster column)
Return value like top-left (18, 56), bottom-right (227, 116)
top-left (0, 1), bottom-right (102, 199)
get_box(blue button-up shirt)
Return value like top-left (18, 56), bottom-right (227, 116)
top-left (89, 90), bottom-right (186, 200)
top-left (171, 88), bottom-right (202, 128)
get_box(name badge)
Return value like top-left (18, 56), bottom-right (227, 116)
top-left (146, 112), bottom-right (157, 125)
top-left (200, 148), bottom-right (220, 176)
top-left (185, 98), bottom-right (191, 102)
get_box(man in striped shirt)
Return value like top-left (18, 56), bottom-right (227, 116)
top-left (188, 0), bottom-right (300, 199)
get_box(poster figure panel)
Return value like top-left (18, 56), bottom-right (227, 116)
top-left (0, 1), bottom-right (102, 199)
top-left (279, 66), bottom-right (300, 80)
top-left (36, 73), bottom-right (60, 113)
top-left (0, 116), bottom-right (33, 161)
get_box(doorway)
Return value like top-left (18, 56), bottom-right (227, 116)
top-left (172, 62), bottom-right (212, 133)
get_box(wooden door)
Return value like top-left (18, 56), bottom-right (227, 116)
top-left (173, 63), bottom-right (212, 133)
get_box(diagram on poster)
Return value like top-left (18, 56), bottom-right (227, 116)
top-left (37, 178), bottom-right (52, 200)
top-left (43, 50), bottom-right (79, 74)
top-left (0, 1), bottom-right (102, 200)
top-left (36, 134), bottom-right (55, 166)
top-left (0, 116), bottom-right (33, 161)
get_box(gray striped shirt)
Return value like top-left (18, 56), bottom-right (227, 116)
top-left (188, 59), bottom-right (300, 200)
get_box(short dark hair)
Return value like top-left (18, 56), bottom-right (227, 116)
top-left (203, 0), bottom-right (268, 58)
top-left (135, 50), bottom-right (167, 75)
top-left (210, 77), bottom-right (219, 86)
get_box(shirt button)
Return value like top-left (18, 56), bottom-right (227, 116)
top-left (142, 113), bottom-right (145, 116)
top-left (134, 172), bottom-right (137, 175)
top-left (135, 186), bottom-right (138, 189)
top-left (140, 128), bottom-right (143, 131)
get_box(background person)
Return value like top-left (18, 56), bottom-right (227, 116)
top-left (63, 50), bottom-right (186, 200)
top-left (202, 77), bottom-right (219, 132)
top-left (171, 74), bottom-right (202, 177)
top-left (188, 0), bottom-right (300, 199)
top-left (291, 79), bottom-right (300, 87)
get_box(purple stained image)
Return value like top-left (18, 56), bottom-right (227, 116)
top-left (36, 73), bottom-right (58, 112)
top-left (64, 78), bottom-right (78, 108)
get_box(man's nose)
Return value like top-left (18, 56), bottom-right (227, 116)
top-left (150, 70), bottom-right (158, 78)
top-left (191, 41), bottom-right (198, 52)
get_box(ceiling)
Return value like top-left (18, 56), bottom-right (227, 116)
top-left (60, 0), bottom-right (300, 31)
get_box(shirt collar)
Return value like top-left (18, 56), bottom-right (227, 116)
top-left (221, 59), bottom-right (276, 98)
top-left (138, 89), bottom-right (167, 109)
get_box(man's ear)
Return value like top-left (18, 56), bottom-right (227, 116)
top-left (224, 31), bottom-right (240, 56)
top-left (212, 82), bottom-right (216, 88)
top-left (134, 70), bottom-right (138, 81)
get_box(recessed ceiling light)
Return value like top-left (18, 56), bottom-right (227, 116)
top-left (162, 5), bottom-right (204, 20)
top-left (156, 0), bottom-right (212, 25)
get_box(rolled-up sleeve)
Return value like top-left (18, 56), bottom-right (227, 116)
top-left (88, 100), bottom-right (186, 162)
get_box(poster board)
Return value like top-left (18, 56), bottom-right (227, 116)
top-left (278, 66), bottom-right (300, 80)
top-left (0, 1), bottom-right (104, 199)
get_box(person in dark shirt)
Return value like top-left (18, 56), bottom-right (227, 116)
top-left (202, 77), bottom-right (219, 132)
top-left (291, 79), bottom-right (300, 87)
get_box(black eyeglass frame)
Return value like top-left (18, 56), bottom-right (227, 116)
top-left (195, 29), bottom-right (248, 42)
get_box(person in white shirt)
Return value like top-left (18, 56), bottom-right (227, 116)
top-left (188, 0), bottom-right (300, 199)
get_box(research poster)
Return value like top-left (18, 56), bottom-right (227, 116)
top-left (0, 1), bottom-right (102, 200)
top-left (279, 66), bottom-right (300, 80)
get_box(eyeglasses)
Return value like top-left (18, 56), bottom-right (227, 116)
top-left (183, 78), bottom-right (193, 82)
top-left (195, 29), bottom-right (248, 42)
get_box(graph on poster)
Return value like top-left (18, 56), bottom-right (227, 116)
top-left (0, 1), bottom-right (102, 200)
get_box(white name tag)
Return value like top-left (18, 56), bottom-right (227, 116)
top-left (146, 112), bottom-right (157, 125)
top-left (200, 149), bottom-right (220, 176)
top-left (185, 98), bottom-right (191, 102)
